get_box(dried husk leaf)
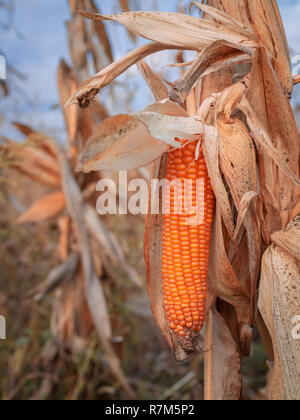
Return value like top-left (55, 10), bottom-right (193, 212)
top-left (12, 122), bottom-right (35, 137)
top-left (135, 112), bottom-right (201, 146)
top-left (202, 125), bottom-right (235, 237)
top-left (10, 142), bottom-right (61, 188)
top-left (80, 114), bottom-right (169, 172)
top-left (259, 233), bottom-right (300, 400)
top-left (271, 215), bottom-right (300, 260)
top-left (204, 307), bottom-right (242, 400)
top-left (245, 48), bottom-right (300, 231)
top-left (80, 99), bottom-right (190, 172)
top-left (217, 89), bottom-right (261, 298)
top-left (208, 206), bottom-right (250, 305)
top-left (17, 191), bottom-right (66, 224)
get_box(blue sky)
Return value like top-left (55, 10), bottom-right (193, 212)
top-left (0, 0), bottom-right (299, 141)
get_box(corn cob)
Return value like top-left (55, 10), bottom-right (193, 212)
top-left (162, 139), bottom-right (215, 352)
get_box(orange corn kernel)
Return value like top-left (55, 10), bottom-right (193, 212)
top-left (162, 139), bottom-right (215, 351)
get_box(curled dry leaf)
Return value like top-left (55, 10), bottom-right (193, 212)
top-left (66, 42), bottom-right (179, 106)
top-left (17, 191), bottom-right (66, 224)
top-left (170, 39), bottom-right (252, 104)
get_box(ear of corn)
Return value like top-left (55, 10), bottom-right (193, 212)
top-left (162, 139), bottom-right (215, 352)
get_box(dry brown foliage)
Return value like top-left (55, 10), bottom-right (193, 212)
top-left (69, 0), bottom-right (300, 400)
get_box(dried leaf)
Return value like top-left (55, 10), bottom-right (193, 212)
top-left (259, 240), bottom-right (300, 400)
top-left (202, 125), bottom-right (235, 237)
top-left (135, 112), bottom-right (201, 146)
top-left (66, 43), bottom-right (180, 106)
top-left (58, 215), bottom-right (71, 261)
top-left (31, 253), bottom-right (78, 302)
top-left (12, 122), bottom-right (35, 137)
top-left (208, 206), bottom-right (250, 304)
top-left (137, 61), bottom-right (169, 101)
top-left (17, 191), bottom-right (66, 224)
top-left (212, 0), bottom-right (252, 28)
top-left (239, 97), bottom-right (300, 189)
top-left (190, 2), bottom-right (255, 38)
top-left (58, 152), bottom-right (136, 398)
top-left (247, 0), bottom-right (292, 95)
top-left (118, 0), bottom-right (136, 41)
top-left (79, 11), bottom-right (257, 50)
top-left (67, 8), bottom-right (258, 107)
top-left (204, 307), bottom-right (242, 400)
top-left (87, 0), bottom-right (113, 63)
top-left (84, 204), bottom-right (143, 288)
top-left (57, 60), bottom-right (78, 143)
top-left (271, 215), bottom-right (300, 260)
top-left (80, 114), bottom-right (169, 172)
top-left (67, 12), bottom-right (89, 83)
top-left (80, 100), bottom-right (189, 172)
top-left (293, 74), bottom-right (300, 86)
top-left (170, 40), bottom-right (249, 104)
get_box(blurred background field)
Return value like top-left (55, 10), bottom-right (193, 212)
top-left (0, 0), bottom-right (299, 400)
